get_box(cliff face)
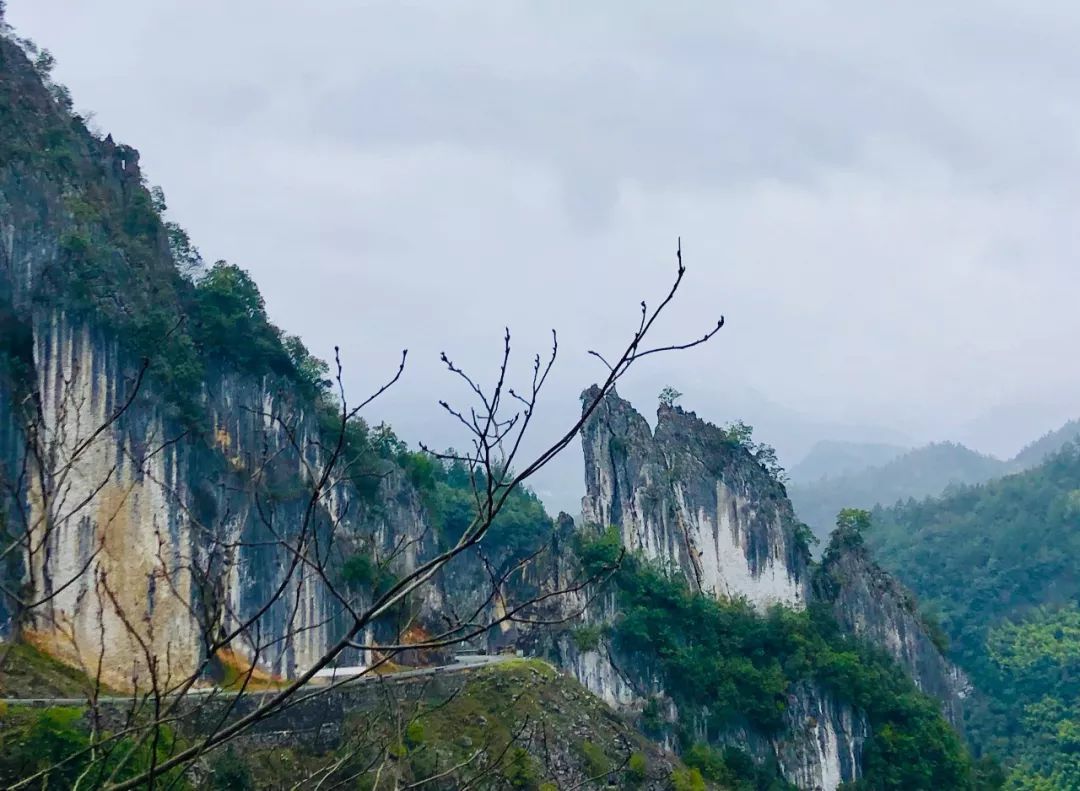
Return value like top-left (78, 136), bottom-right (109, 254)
top-left (580, 386), bottom-right (809, 608)
top-left (0, 309), bottom-right (442, 690)
top-left (0, 31), bottom-right (448, 690)
top-left (774, 684), bottom-right (868, 791)
top-left (573, 389), bottom-right (968, 790)
top-left (813, 527), bottom-right (970, 730)
top-left (551, 603), bottom-right (872, 789)
top-left (576, 389), bottom-right (866, 788)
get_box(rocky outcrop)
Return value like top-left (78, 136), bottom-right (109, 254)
top-left (580, 386), bottom-right (809, 609)
top-left (574, 389), bottom-right (870, 789)
top-left (711, 683), bottom-right (868, 791)
top-left (813, 525), bottom-right (970, 730)
top-left (571, 390), bottom-right (967, 788)
top-left (774, 684), bottom-right (868, 791)
top-left (0, 307), bottom-right (442, 690)
top-left (0, 31), bottom-right (449, 689)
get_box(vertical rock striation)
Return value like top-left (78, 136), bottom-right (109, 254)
top-left (812, 525), bottom-right (969, 730)
top-left (774, 683), bottom-right (869, 791)
top-left (580, 385), bottom-right (809, 608)
top-left (0, 31), bottom-right (444, 687)
top-left (0, 306), bottom-right (439, 689)
top-left (573, 389), bottom-right (967, 788)
top-left (575, 388), bottom-right (869, 788)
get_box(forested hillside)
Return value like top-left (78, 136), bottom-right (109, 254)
top-left (869, 446), bottom-right (1080, 788)
top-left (790, 422), bottom-right (1080, 543)
top-left (1009, 420), bottom-right (1080, 471)
top-left (575, 527), bottom-right (989, 791)
top-left (789, 442), bottom-right (1006, 540)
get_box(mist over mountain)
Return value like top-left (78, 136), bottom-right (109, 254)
top-left (526, 372), bottom-right (914, 514)
top-left (5, 2), bottom-right (1080, 788)
top-left (789, 439), bottom-right (909, 483)
top-left (1009, 418), bottom-right (1080, 471)
top-left (787, 418), bottom-right (1080, 542)
top-left (956, 400), bottom-right (1080, 460)
top-left (789, 442), bottom-right (1004, 540)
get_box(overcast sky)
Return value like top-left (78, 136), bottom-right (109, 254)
top-left (8, 1), bottom-right (1080, 508)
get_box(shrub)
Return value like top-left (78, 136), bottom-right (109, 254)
top-left (208, 747), bottom-right (255, 791)
top-left (670, 767), bottom-right (707, 791)
top-left (504, 746), bottom-right (541, 789)
top-left (579, 740), bottom-right (611, 778)
top-left (572, 624), bottom-right (603, 652)
top-left (404, 720), bottom-right (425, 748)
top-left (625, 751), bottom-right (648, 785)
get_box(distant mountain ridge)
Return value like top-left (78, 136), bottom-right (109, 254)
top-left (788, 418), bottom-right (1080, 540)
top-left (789, 439), bottom-right (909, 483)
top-left (1009, 418), bottom-right (1080, 471)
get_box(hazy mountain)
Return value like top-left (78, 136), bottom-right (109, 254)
top-left (1009, 418), bottom-right (1080, 471)
top-left (789, 442), bottom-right (1006, 540)
top-left (789, 439), bottom-right (909, 484)
top-left (958, 401), bottom-right (1080, 460)
top-left (524, 372), bottom-right (912, 515)
top-left (790, 418), bottom-right (1080, 542)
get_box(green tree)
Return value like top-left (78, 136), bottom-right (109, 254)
top-left (190, 261), bottom-right (292, 376)
top-left (283, 334), bottom-right (331, 396)
top-left (625, 752), bottom-right (648, 785)
top-left (836, 508), bottom-right (872, 533)
top-left (166, 222), bottom-right (204, 279)
top-left (670, 767), bottom-right (707, 791)
top-left (721, 420), bottom-right (788, 484)
top-left (659, 386), bottom-right (683, 408)
top-left (722, 419), bottom-right (755, 446)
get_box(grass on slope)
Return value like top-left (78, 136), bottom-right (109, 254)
top-left (0, 640), bottom-right (114, 699)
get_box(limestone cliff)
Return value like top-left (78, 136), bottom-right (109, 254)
top-left (571, 388), bottom-right (968, 789)
top-left (0, 30), bottom-right (447, 690)
top-left (812, 524), bottom-right (970, 730)
top-left (574, 389), bottom-right (865, 788)
top-left (580, 385), bottom-right (810, 608)
top-left (0, 308), bottom-right (442, 689)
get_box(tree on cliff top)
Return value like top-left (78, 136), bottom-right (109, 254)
top-left (836, 507), bottom-right (872, 535)
top-left (659, 385), bottom-right (683, 408)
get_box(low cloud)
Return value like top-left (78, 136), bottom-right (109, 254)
top-left (10, 1), bottom-right (1080, 505)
